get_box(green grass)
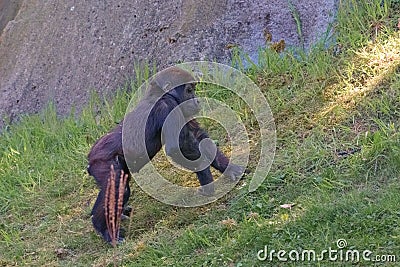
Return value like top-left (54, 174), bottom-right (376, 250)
top-left (1, 0), bottom-right (400, 266)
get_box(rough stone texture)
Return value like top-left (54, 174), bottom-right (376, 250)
top-left (0, 0), bottom-right (21, 33)
top-left (0, 0), bottom-right (337, 126)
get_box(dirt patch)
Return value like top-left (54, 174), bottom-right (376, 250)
top-left (0, 0), bottom-right (337, 127)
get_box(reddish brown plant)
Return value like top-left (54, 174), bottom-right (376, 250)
top-left (104, 165), bottom-right (129, 247)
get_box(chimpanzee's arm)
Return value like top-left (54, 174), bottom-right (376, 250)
top-left (188, 120), bottom-right (246, 181)
top-left (161, 110), bottom-right (216, 195)
top-left (162, 109), bottom-right (187, 158)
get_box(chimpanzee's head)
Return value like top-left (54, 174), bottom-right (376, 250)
top-left (167, 82), bottom-right (200, 117)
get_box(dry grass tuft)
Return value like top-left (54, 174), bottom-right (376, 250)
top-left (105, 165), bottom-right (129, 247)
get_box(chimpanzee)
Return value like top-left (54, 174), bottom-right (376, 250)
top-left (87, 67), bottom-right (245, 243)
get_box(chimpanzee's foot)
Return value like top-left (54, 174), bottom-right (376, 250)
top-left (123, 206), bottom-right (132, 216)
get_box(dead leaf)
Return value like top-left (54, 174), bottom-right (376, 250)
top-left (247, 212), bottom-right (259, 219)
top-left (279, 203), bottom-right (296, 209)
top-left (221, 218), bottom-right (237, 229)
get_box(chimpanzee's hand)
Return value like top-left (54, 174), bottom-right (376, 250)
top-left (224, 164), bottom-right (247, 181)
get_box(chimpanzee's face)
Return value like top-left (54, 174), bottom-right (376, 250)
top-left (170, 83), bottom-right (200, 117)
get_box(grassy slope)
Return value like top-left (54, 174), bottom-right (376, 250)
top-left (1, 0), bottom-right (399, 266)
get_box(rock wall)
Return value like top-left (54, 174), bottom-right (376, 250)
top-left (0, 0), bottom-right (337, 126)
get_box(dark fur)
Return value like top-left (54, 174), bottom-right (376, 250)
top-left (88, 72), bottom-right (244, 243)
top-left (87, 124), bottom-right (131, 243)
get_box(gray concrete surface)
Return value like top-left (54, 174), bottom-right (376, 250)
top-left (0, 0), bottom-right (337, 126)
